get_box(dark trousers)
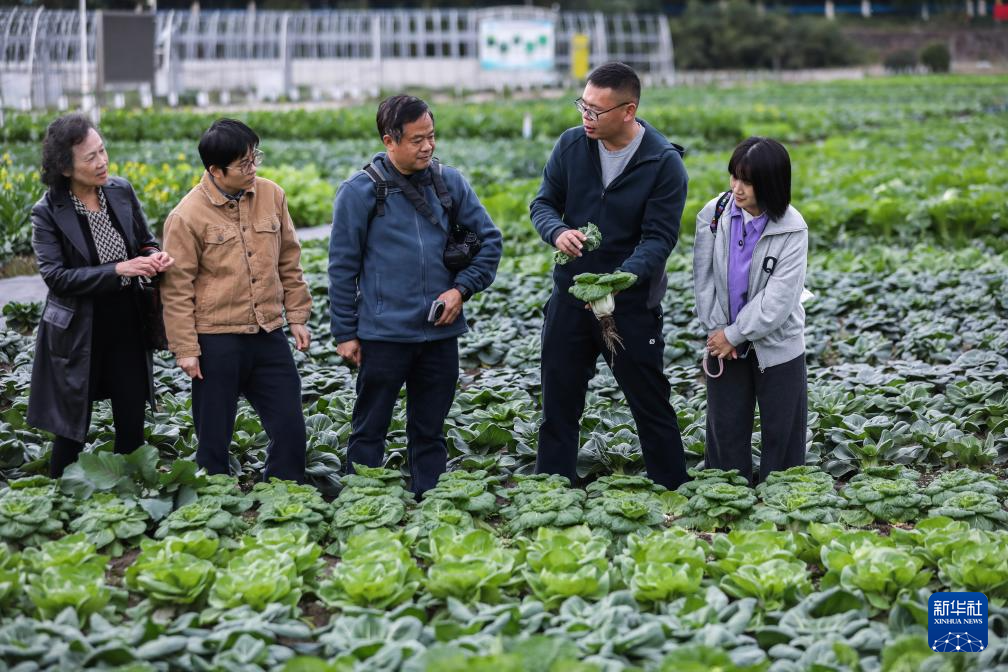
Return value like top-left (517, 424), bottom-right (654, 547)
top-left (51, 294), bottom-right (147, 478)
top-left (536, 297), bottom-right (688, 490)
top-left (704, 351), bottom-right (807, 485)
top-left (191, 329), bottom-right (306, 482)
top-left (50, 375), bottom-right (146, 478)
top-left (348, 338), bottom-right (459, 497)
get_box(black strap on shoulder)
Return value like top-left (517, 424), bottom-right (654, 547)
top-left (710, 190), bottom-right (732, 233)
top-left (429, 159), bottom-right (453, 213)
top-left (429, 159), bottom-right (463, 235)
top-left (361, 161), bottom-right (389, 219)
top-left (385, 165), bottom-right (441, 229)
top-left (363, 157), bottom-right (460, 232)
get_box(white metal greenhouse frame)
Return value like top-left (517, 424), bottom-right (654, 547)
top-left (0, 7), bottom-right (675, 110)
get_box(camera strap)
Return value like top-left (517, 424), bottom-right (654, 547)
top-left (428, 160), bottom-right (465, 238)
top-left (388, 169), bottom-right (442, 229)
top-left (362, 157), bottom-right (460, 232)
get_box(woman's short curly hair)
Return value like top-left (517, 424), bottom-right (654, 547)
top-left (40, 113), bottom-right (96, 190)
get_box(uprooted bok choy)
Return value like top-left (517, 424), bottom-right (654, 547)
top-left (569, 271), bottom-right (638, 355)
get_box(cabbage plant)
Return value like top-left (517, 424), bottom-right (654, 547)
top-left (0, 544), bottom-right (21, 612)
top-left (677, 468), bottom-right (750, 498)
top-left (21, 534), bottom-right (112, 622)
top-left (584, 489), bottom-right (665, 536)
top-left (585, 474), bottom-right (666, 497)
top-left (502, 487), bottom-right (586, 536)
top-left (833, 544), bottom-right (933, 612)
top-left (841, 475), bottom-right (930, 525)
top-left (618, 528), bottom-right (707, 604)
top-left (938, 536), bottom-right (1008, 605)
top-left (125, 542), bottom-right (216, 606)
top-left (424, 525), bottom-right (518, 604)
top-left (329, 493), bottom-right (407, 545)
top-left (752, 484), bottom-right (846, 529)
top-left (68, 493), bottom-right (150, 556)
top-left (407, 498), bottom-right (476, 537)
top-left (719, 558), bottom-right (812, 612)
top-left (155, 496), bottom-right (248, 540)
top-left (0, 490), bottom-right (64, 547)
top-left (342, 464), bottom-right (406, 489)
top-left (676, 482), bottom-right (757, 531)
top-left (24, 562), bottom-right (111, 621)
top-left (195, 474), bottom-right (253, 514)
top-left (252, 495), bottom-right (329, 542)
top-left (521, 526), bottom-right (613, 607)
top-left (235, 527), bottom-right (325, 587)
top-left (317, 529), bottom-right (422, 609)
top-left (207, 547), bottom-right (303, 616)
top-left (923, 468), bottom-right (1008, 504)
top-left (889, 516), bottom-right (987, 568)
top-left (710, 526), bottom-right (810, 577)
top-left (927, 490), bottom-right (1008, 530)
top-left (423, 470), bottom-right (501, 516)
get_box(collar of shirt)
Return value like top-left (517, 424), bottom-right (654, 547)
top-left (69, 186), bottom-right (108, 216)
top-left (209, 174), bottom-right (246, 202)
top-left (730, 200), bottom-right (769, 239)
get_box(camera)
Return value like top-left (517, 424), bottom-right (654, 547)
top-left (443, 230), bottom-right (481, 272)
top-left (427, 299), bottom-right (446, 323)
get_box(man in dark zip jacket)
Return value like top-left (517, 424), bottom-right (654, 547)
top-left (328, 95), bottom-right (502, 497)
top-left (531, 62), bottom-right (689, 490)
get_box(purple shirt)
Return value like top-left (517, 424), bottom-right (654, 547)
top-left (727, 201), bottom-right (769, 324)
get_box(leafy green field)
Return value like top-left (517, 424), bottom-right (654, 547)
top-left (1, 75), bottom-right (1008, 670)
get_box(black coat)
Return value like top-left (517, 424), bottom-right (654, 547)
top-left (27, 177), bottom-right (159, 442)
top-left (530, 120), bottom-right (688, 311)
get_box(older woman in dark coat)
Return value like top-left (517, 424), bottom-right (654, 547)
top-left (27, 113), bottom-right (174, 477)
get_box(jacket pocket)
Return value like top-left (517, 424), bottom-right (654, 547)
top-left (253, 215), bottom-right (280, 234)
top-left (252, 215), bottom-right (281, 262)
top-left (375, 272), bottom-right (383, 315)
top-left (42, 300), bottom-right (74, 358)
top-left (200, 227), bottom-right (238, 315)
top-left (203, 226), bottom-right (238, 246)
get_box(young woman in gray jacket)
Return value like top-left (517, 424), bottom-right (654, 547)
top-left (693, 137), bottom-right (809, 485)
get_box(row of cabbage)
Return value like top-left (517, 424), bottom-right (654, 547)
top-left (1, 461), bottom-right (1007, 670)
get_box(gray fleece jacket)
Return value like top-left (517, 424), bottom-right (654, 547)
top-left (693, 194), bottom-right (809, 370)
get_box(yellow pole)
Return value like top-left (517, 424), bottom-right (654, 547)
top-left (571, 33), bottom-right (590, 81)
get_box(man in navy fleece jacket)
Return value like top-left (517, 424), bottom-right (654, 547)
top-left (531, 62), bottom-right (689, 490)
top-left (328, 95), bottom-right (502, 497)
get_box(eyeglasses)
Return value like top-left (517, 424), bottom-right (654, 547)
top-left (233, 148), bottom-right (264, 174)
top-left (574, 98), bottom-right (632, 122)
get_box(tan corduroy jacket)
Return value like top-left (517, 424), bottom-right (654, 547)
top-left (161, 172), bottom-right (312, 358)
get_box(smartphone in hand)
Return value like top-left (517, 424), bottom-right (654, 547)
top-left (427, 299), bottom-right (446, 323)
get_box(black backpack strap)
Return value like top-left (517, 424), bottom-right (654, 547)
top-left (363, 157), bottom-right (467, 236)
top-left (429, 157), bottom-right (464, 234)
top-left (361, 161), bottom-right (389, 219)
top-left (384, 166), bottom-right (441, 229)
top-left (710, 190), bottom-right (732, 233)
top-left (429, 159), bottom-right (453, 213)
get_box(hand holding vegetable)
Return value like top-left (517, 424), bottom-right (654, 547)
top-left (554, 222), bottom-right (601, 264)
top-left (569, 271), bottom-right (638, 356)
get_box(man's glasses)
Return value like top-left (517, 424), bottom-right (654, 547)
top-left (233, 148), bottom-right (264, 174)
top-left (574, 98), bottom-right (631, 122)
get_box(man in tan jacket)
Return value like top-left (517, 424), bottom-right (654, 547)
top-left (161, 118), bottom-right (312, 482)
